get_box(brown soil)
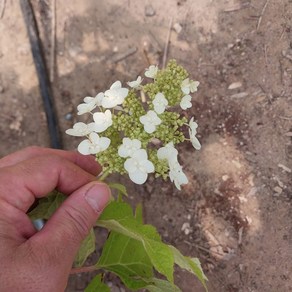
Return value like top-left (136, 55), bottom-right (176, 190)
top-left (1, 0), bottom-right (292, 291)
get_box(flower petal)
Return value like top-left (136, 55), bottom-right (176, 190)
top-left (128, 170), bottom-right (148, 184)
top-left (78, 139), bottom-right (91, 155)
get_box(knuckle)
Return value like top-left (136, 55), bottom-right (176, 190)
top-left (61, 204), bottom-right (91, 241)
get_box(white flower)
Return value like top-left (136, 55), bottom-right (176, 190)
top-left (180, 95), bottom-right (192, 110)
top-left (93, 110), bottom-right (113, 133)
top-left (77, 102), bottom-right (96, 115)
top-left (181, 78), bottom-right (200, 94)
top-left (169, 160), bottom-right (188, 190)
top-left (139, 110), bottom-right (162, 134)
top-left (65, 122), bottom-right (99, 137)
top-left (153, 92), bottom-right (168, 114)
top-left (145, 65), bottom-right (158, 79)
top-left (188, 117), bottom-right (201, 150)
top-left (157, 142), bottom-right (178, 162)
top-left (124, 149), bottom-right (154, 184)
top-left (102, 81), bottom-right (129, 108)
top-left (127, 76), bottom-right (143, 89)
top-left (77, 93), bottom-right (104, 115)
top-left (83, 92), bottom-right (104, 106)
top-left (78, 133), bottom-right (110, 155)
top-left (118, 138), bottom-right (142, 158)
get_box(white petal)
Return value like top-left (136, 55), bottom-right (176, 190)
top-left (191, 136), bottom-right (201, 150)
top-left (78, 139), bottom-right (91, 155)
top-left (129, 170), bottom-right (148, 184)
top-left (144, 123), bottom-right (156, 134)
top-left (99, 137), bottom-right (111, 151)
top-left (145, 65), bottom-right (158, 78)
top-left (180, 95), bottom-right (192, 110)
top-left (118, 145), bottom-right (129, 158)
top-left (141, 160), bottom-right (155, 173)
top-left (77, 103), bottom-right (96, 115)
top-left (124, 158), bottom-right (137, 173)
top-left (110, 81), bottom-right (122, 89)
top-left (132, 149), bottom-right (148, 161)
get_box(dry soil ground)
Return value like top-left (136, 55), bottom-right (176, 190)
top-left (1, 0), bottom-right (292, 291)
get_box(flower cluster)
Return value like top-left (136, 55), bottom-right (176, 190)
top-left (66, 60), bottom-right (201, 189)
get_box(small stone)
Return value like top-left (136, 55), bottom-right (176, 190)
top-left (65, 113), bottom-right (73, 120)
top-left (181, 222), bottom-right (191, 235)
top-left (274, 186), bottom-right (283, 194)
top-left (228, 82), bottom-right (242, 90)
top-left (145, 4), bottom-right (156, 17)
top-left (0, 85), bottom-right (4, 93)
top-left (173, 22), bottom-right (182, 34)
top-left (222, 174), bottom-right (229, 181)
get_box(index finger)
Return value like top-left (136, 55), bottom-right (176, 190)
top-left (0, 154), bottom-right (100, 213)
top-left (0, 146), bottom-right (101, 175)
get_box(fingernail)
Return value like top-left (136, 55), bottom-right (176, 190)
top-left (84, 183), bottom-right (111, 213)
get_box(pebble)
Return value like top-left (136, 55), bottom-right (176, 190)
top-left (274, 186), bottom-right (283, 194)
top-left (145, 4), bottom-right (156, 16)
top-left (181, 222), bottom-right (191, 235)
top-left (64, 113), bottom-right (73, 120)
top-left (228, 82), bottom-right (242, 90)
top-left (0, 85), bottom-right (4, 93)
top-left (173, 22), bottom-right (182, 34)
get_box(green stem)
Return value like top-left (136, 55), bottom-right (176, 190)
top-left (98, 170), bottom-right (110, 181)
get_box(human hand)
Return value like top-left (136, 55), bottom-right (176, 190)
top-left (0, 146), bottom-right (110, 291)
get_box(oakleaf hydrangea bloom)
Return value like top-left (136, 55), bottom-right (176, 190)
top-left (169, 160), bottom-right (188, 190)
top-left (145, 65), bottom-right (158, 79)
top-left (157, 142), bottom-right (178, 162)
top-left (93, 109), bottom-right (113, 133)
top-left (180, 95), bottom-right (192, 110)
top-left (188, 117), bottom-right (201, 150)
top-left (153, 92), bottom-right (168, 114)
top-left (181, 78), bottom-right (200, 95)
top-left (77, 92), bottom-right (104, 115)
top-left (66, 60), bottom-right (201, 189)
top-left (102, 81), bottom-right (129, 108)
top-left (124, 149), bottom-right (154, 184)
top-left (65, 122), bottom-right (99, 137)
top-left (127, 76), bottom-right (143, 89)
top-left (78, 132), bottom-right (110, 155)
top-left (139, 110), bottom-right (162, 133)
top-left (118, 138), bottom-right (142, 158)
top-left (83, 92), bottom-right (104, 106)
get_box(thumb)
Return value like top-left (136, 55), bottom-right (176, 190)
top-left (31, 181), bottom-right (110, 265)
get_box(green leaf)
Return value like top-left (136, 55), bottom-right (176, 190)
top-left (85, 274), bottom-right (110, 292)
top-left (74, 229), bottom-right (96, 267)
top-left (97, 231), bottom-right (153, 290)
top-left (97, 201), bottom-right (174, 282)
top-left (169, 246), bottom-right (208, 290)
top-left (108, 183), bottom-right (128, 197)
top-left (145, 278), bottom-right (181, 292)
top-left (28, 191), bottom-right (66, 220)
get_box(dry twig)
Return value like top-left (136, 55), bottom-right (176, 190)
top-left (50, 0), bottom-right (56, 82)
top-left (0, 0), bottom-right (6, 19)
top-left (112, 47), bottom-right (137, 63)
top-left (162, 17), bottom-right (173, 69)
top-left (257, 0), bottom-right (271, 31)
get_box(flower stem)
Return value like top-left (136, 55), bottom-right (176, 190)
top-left (98, 170), bottom-right (110, 181)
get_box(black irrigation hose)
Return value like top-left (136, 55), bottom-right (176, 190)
top-left (20, 0), bottom-right (62, 149)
